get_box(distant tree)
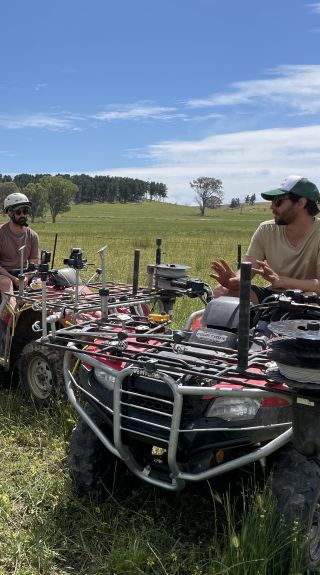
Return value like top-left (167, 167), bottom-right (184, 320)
top-left (0, 182), bottom-right (20, 209)
top-left (230, 197), bottom-right (240, 209)
top-left (108, 179), bottom-right (119, 203)
top-left (131, 179), bottom-right (147, 202)
top-left (117, 178), bottom-right (130, 203)
top-left (206, 196), bottom-right (223, 209)
top-left (13, 173), bottom-right (35, 189)
top-left (71, 173), bottom-right (96, 203)
top-left (0, 175), bottom-right (13, 183)
top-left (244, 194), bottom-right (250, 205)
top-left (22, 183), bottom-right (47, 222)
top-left (156, 182), bottom-right (168, 200)
top-left (39, 175), bottom-right (78, 223)
top-left (190, 177), bottom-right (223, 216)
top-left (249, 193), bottom-right (256, 205)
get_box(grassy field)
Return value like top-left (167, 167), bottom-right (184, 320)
top-left (6, 201), bottom-right (272, 283)
top-left (0, 201), bottom-right (271, 324)
top-left (0, 202), bottom-right (305, 574)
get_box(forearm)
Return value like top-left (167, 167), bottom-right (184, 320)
top-left (0, 266), bottom-right (17, 282)
top-left (274, 276), bottom-right (320, 293)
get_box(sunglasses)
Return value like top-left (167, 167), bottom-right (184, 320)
top-left (13, 207), bottom-right (30, 216)
top-left (271, 195), bottom-right (290, 207)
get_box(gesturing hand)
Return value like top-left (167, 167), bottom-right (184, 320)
top-left (210, 259), bottom-right (240, 291)
top-left (252, 260), bottom-right (283, 288)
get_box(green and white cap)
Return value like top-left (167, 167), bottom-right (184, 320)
top-left (261, 175), bottom-right (320, 203)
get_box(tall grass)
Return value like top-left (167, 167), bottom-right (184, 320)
top-left (0, 202), bottom-right (304, 574)
top-left (0, 389), bottom-right (305, 575)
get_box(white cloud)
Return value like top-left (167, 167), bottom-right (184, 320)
top-left (308, 3), bottom-right (320, 13)
top-left (187, 65), bottom-right (320, 114)
top-left (94, 124), bottom-right (320, 204)
top-left (0, 150), bottom-right (16, 158)
top-left (34, 83), bottom-right (48, 92)
top-left (94, 102), bottom-right (186, 122)
top-left (182, 113), bottom-right (223, 122)
top-left (0, 113), bottom-right (79, 131)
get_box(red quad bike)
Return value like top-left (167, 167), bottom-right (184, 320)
top-left (41, 261), bottom-right (320, 571)
top-left (0, 244), bottom-right (153, 407)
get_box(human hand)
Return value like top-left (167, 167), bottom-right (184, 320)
top-left (11, 276), bottom-right (19, 290)
top-left (210, 259), bottom-right (240, 291)
top-left (252, 260), bottom-right (284, 288)
top-left (11, 275), bottom-right (30, 289)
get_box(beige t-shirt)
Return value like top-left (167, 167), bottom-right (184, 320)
top-left (0, 222), bottom-right (39, 270)
top-left (246, 218), bottom-right (320, 279)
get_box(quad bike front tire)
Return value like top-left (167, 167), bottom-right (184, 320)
top-left (271, 446), bottom-right (320, 572)
top-left (69, 403), bottom-right (135, 500)
top-left (20, 341), bottom-right (66, 408)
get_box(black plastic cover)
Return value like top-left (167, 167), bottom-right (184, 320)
top-left (292, 395), bottom-right (320, 456)
top-left (201, 297), bottom-right (241, 331)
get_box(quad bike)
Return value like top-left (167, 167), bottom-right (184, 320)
top-left (0, 244), bottom-right (154, 407)
top-left (0, 236), bottom-right (208, 407)
top-left (40, 261), bottom-right (320, 572)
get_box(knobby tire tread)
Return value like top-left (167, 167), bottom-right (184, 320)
top-left (272, 446), bottom-right (320, 572)
top-left (68, 403), bottom-right (133, 500)
top-left (20, 341), bottom-right (66, 407)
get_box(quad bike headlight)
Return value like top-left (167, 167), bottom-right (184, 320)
top-left (205, 398), bottom-right (261, 421)
top-left (93, 368), bottom-right (116, 390)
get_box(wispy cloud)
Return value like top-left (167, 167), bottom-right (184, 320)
top-left (94, 102), bottom-right (186, 122)
top-left (182, 113), bottom-right (223, 122)
top-left (34, 83), bottom-right (48, 92)
top-left (187, 65), bottom-right (320, 115)
top-left (0, 113), bottom-right (80, 131)
top-left (308, 3), bottom-right (320, 13)
top-left (0, 149), bottom-right (16, 158)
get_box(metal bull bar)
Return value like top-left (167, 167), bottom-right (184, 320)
top-left (63, 345), bottom-right (292, 491)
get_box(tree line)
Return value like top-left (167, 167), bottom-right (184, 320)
top-left (229, 194), bottom-right (256, 209)
top-left (0, 173), bottom-right (168, 222)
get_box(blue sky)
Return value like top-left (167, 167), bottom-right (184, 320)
top-left (1, 0), bottom-right (320, 204)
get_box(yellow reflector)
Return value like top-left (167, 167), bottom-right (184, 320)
top-left (148, 313), bottom-right (170, 323)
top-left (215, 449), bottom-right (224, 464)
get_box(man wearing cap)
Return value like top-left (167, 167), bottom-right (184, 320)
top-left (211, 175), bottom-right (320, 303)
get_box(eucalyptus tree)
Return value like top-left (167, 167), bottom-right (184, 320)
top-left (190, 177), bottom-right (223, 216)
top-left (39, 175), bottom-right (78, 223)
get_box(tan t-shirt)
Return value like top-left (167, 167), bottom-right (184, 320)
top-left (246, 218), bottom-right (320, 279)
top-left (0, 223), bottom-right (39, 270)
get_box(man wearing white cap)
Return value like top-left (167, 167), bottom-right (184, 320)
top-left (211, 175), bottom-right (320, 303)
top-left (0, 192), bottom-right (39, 301)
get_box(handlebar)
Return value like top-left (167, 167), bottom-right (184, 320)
top-left (169, 278), bottom-right (213, 302)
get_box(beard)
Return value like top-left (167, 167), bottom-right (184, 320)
top-left (13, 216), bottom-right (28, 227)
top-left (273, 207), bottom-right (296, 226)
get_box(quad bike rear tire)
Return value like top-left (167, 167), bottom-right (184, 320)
top-left (271, 446), bottom-right (320, 572)
top-left (0, 366), bottom-right (12, 388)
top-left (68, 403), bottom-right (135, 500)
top-left (20, 342), bottom-right (66, 408)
